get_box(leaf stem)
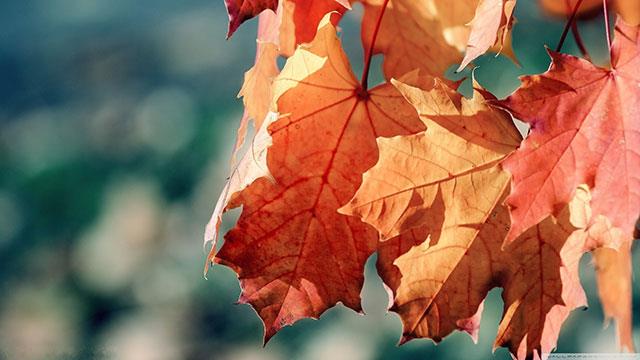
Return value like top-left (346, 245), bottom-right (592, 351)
top-left (563, 0), bottom-right (591, 59)
top-left (555, 0), bottom-right (585, 52)
top-left (571, 17), bottom-right (591, 60)
top-left (603, 0), bottom-right (612, 54)
top-left (361, 0), bottom-right (390, 91)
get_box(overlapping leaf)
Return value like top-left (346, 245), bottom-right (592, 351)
top-left (570, 185), bottom-right (636, 351)
top-left (593, 245), bottom-right (635, 352)
top-left (360, 0), bottom-right (462, 79)
top-left (224, 0), bottom-right (278, 38)
top-left (212, 0), bottom-right (637, 356)
top-left (231, 0), bottom-right (351, 159)
top-left (360, 0), bottom-right (518, 78)
top-left (458, 0), bottom-right (517, 71)
top-left (233, 42), bottom-right (280, 160)
top-left (338, 75), bottom-right (603, 359)
top-left (496, 19), bottom-right (640, 243)
top-left (204, 112), bottom-right (278, 263)
top-left (376, 185), bottom-right (624, 359)
top-left (340, 78), bottom-right (521, 239)
top-left (387, 199), bottom-right (587, 360)
top-left (213, 15), bottom-right (425, 340)
top-left (279, 0), bottom-right (350, 56)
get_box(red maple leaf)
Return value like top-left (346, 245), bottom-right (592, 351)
top-left (495, 19), bottom-right (640, 243)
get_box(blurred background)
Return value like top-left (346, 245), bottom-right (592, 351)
top-left (0, 0), bottom-right (637, 359)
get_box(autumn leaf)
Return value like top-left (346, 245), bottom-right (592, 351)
top-left (495, 19), bottom-right (640, 243)
top-left (213, 0), bottom-right (637, 355)
top-left (204, 112), bottom-right (278, 268)
top-left (458, 0), bottom-right (517, 71)
top-left (233, 43), bottom-right (280, 161)
top-left (360, 0), bottom-right (462, 79)
top-left (378, 186), bottom-right (610, 359)
top-left (387, 199), bottom-right (587, 360)
top-left (279, 0), bottom-right (350, 56)
top-left (569, 185), bottom-right (636, 351)
top-left (212, 15), bottom-right (425, 341)
top-left (616, 0), bottom-right (640, 25)
top-left (227, 0), bottom-right (350, 52)
top-left (232, 0), bottom-right (353, 159)
top-left (360, 0), bottom-right (518, 78)
top-left (229, 8), bottom-right (282, 163)
top-left (375, 186), bottom-right (601, 359)
top-left (340, 78), bottom-right (521, 240)
top-left (224, 0), bottom-right (278, 39)
top-left (339, 76), bottom-right (611, 358)
top-left (593, 245), bottom-right (635, 352)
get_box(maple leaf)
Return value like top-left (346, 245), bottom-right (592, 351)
top-left (360, 0), bottom-right (462, 79)
top-left (212, 15), bottom-right (425, 341)
top-left (360, 0), bottom-right (517, 78)
top-left (615, 1), bottom-right (640, 25)
top-left (225, 0), bottom-right (278, 39)
top-left (339, 77), bottom-right (601, 359)
top-left (457, 0), bottom-right (517, 71)
top-left (233, 42), bottom-right (280, 162)
top-left (213, 0), bottom-right (637, 354)
top-left (231, 0), bottom-right (351, 159)
top-left (495, 19), bottom-right (640, 243)
top-left (378, 186), bottom-right (615, 359)
top-left (375, 226), bottom-right (487, 344)
top-left (593, 245), bottom-right (635, 352)
top-left (569, 185), bottom-right (636, 351)
top-left (373, 184), bottom-right (605, 359)
top-left (279, 0), bottom-right (350, 56)
top-left (229, 9), bottom-right (281, 162)
top-left (204, 112), bottom-right (278, 267)
top-left (340, 78), bottom-right (521, 240)
top-left (227, 0), bottom-right (350, 50)
top-left (387, 200), bottom-right (587, 360)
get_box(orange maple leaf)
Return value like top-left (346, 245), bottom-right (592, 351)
top-left (458, 0), bottom-right (517, 71)
top-left (360, 0), bottom-right (462, 79)
top-left (360, 0), bottom-right (518, 79)
top-left (231, 0), bottom-right (350, 160)
top-left (570, 185), bottom-right (636, 351)
top-left (384, 199), bottom-right (587, 360)
top-left (340, 78), bottom-right (521, 240)
top-left (212, 15), bottom-right (425, 341)
top-left (279, 0), bottom-right (350, 56)
top-left (376, 187), bottom-right (620, 359)
top-left (233, 43), bottom-right (280, 161)
top-left (204, 112), bottom-right (277, 269)
top-left (593, 244), bottom-right (635, 352)
top-left (339, 75), bottom-right (609, 359)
